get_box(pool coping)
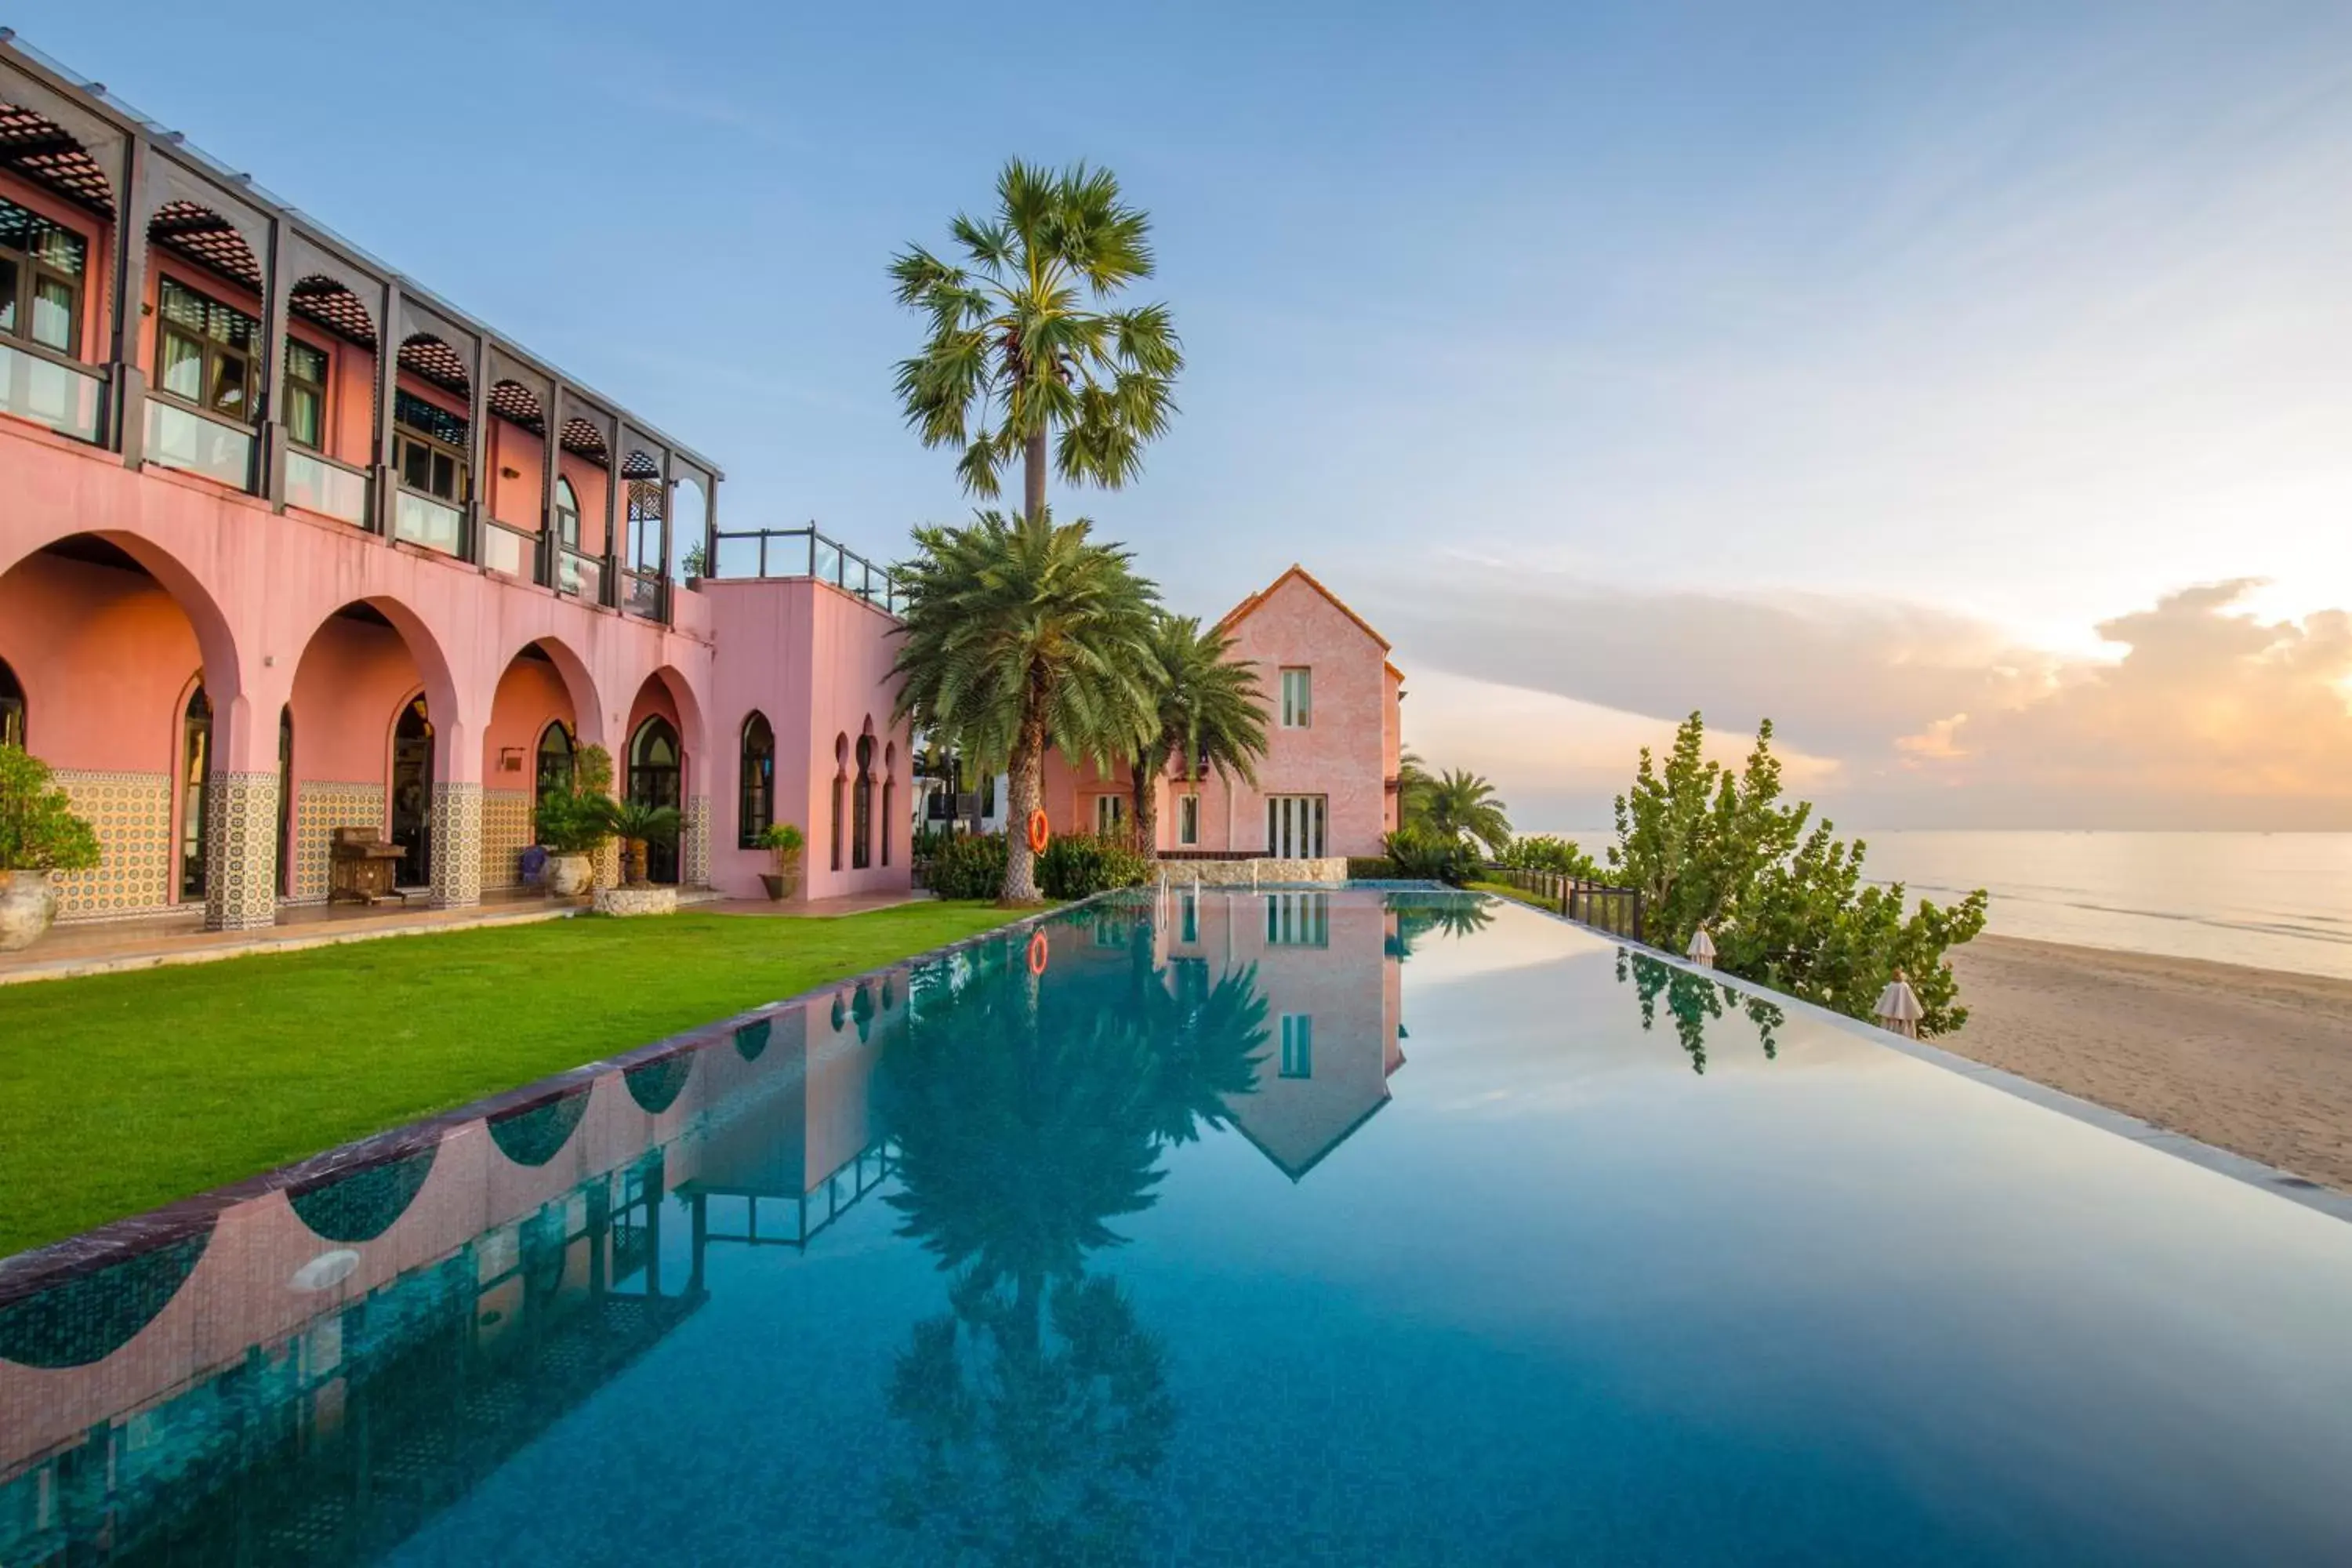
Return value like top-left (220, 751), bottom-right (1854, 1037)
top-left (0, 895), bottom-right (1101, 1308)
top-left (1495, 893), bottom-right (2352, 1225)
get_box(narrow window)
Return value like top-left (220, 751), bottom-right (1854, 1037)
top-left (1280, 1015), bottom-right (1314, 1080)
top-left (180, 684), bottom-right (212, 900)
top-left (1280, 667), bottom-right (1312, 728)
top-left (554, 477), bottom-right (582, 550)
top-left (1094, 794), bottom-right (1125, 837)
top-left (831, 771), bottom-right (845, 871)
top-left (0, 199), bottom-right (89, 354)
top-left (1178, 793), bottom-right (1200, 847)
top-left (276, 706), bottom-right (295, 898)
top-left (852, 736), bottom-right (875, 869)
top-left (393, 390), bottom-right (470, 501)
top-left (283, 337), bottom-right (328, 449)
top-left (157, 279), bottom-right (258, 421)
top-left (535, 721), bottom-right (575, 800)
top-left (739, 712), bottom-right (775, 848)
top-left (0, 656), bottom-right (22, 748)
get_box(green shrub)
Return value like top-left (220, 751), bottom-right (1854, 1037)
top-left (926, 832), bottom-right (1008, 900)
top-left (1345, 856), bottom-right (1399, 880)
top-left (0, 745), bottom-right (101, 873)
top-left (535, 743), bottom-right (615, 855)
top-left (1382, 826), bottom-right (1482, 887)
top-left (1497, 833), bottom-right (1604, 880)
top-left (1037, 833), bottom-right (1152, 899)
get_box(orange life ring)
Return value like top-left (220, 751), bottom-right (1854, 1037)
top-left (1026, 809), bottom-right (1051, 855)
top-left (1027, 928), bottom-right (1051, 976)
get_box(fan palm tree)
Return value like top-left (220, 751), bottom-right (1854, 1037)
top-left (892, 158), bottom-right (1183, 524)
top-left (593, 798), bottom-right (680, 886)
top-left (891, 509), bottom-right (1160, 902)
top-left (1127, 613), bottom-right (1269, 858)
top-left (1425, 768), bottom-right (1512, 857)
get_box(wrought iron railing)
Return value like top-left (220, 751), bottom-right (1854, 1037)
top-left (1485, 865), bottom-right (1648, 942)
top-left (710, 525), bottom-right (902, 615)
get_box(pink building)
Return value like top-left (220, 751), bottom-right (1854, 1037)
top-left (0, 42), bottom-right (910, 928)
top-left (1043, 564), bottom-right (1405, 860)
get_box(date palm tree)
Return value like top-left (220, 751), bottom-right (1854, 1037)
top-left (891, 158), bottom-right (1183, 524)
top-left (1425, 768), bottom-right (1512, 858)
top-left (1396, 747), bottom-right (1437, 830)
top-left (891, 508), bottom-right (1160, 903)
top-left (1127, 613), bottom-right (1269, 858)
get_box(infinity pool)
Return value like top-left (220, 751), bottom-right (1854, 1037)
top-left (3, 888), bottom-right (2350, 1565)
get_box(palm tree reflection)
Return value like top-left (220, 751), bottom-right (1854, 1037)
top-left (1385, 893), bottom-right (1496, 960)
top-left (1618, 949), bottom-right (1786, 1073)
top-left (877, 920), bottom-right (1269, 1563)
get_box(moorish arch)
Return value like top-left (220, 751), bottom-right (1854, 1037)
top-left (281, 597), bottom-right (467, 904)
top-left (483, 637), bottom-right (601, 893)
top-left (0, 532), bottom-right (252, 924)
top-left (622, 666), bottom-right (709, 887)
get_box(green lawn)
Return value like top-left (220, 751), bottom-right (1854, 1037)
top-left (1466, 878), bottom-right (1553, 910)
top-left (0, 902), bottom-right (1026, 1257)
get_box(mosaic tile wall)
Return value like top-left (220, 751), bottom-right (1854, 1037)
top-left (430, 782), bottom-right (483, 908)
top-left (287, 782), bottom-right (387, 906)
top-left (481, 789), bottom-right (535, 891)
top-left (684, 794), bottom-right (711, 887)
top-left (205, 772), bottom-right (280, 931)
top-left (49, 770), bottom-right (174, 921)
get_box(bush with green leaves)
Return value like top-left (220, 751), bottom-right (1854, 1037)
top-left (535, 743), bottom-right (615, 855)
top-left (1345, 856), bottom-right (1399, 880)
top-left (1382, 826), bottom-right (1482, 887)
top-left (1036, 833), bottom-right (1152, 899)
top-left (1609, 712), bottom-right (1989, 1036)
top-left (926, 832), bottom-right (1008, 901)
top-left (1497, 833), bottom-right (1604, 880)
top-left (0, 745), bottom-right (100, 873)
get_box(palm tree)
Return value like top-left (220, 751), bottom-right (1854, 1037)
top-left (891, 158), bottom-right (1183, 524)
top-left (1425, 768), bottom-right (1512, 857)
top-left (1396, 747), bottom-right (1437, 830)
top-left (891, 509), bottom-right (1160, 902)
top-left (1127, 614), bottom-right (1269, 858)
top-left (593, 798), bottom-right (680, 886)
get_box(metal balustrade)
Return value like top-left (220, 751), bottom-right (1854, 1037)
top-left (710, 526), bottom-right (903, 615)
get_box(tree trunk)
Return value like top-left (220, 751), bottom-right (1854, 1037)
top-left (1024, 425), bottom-right (1047, 524)
top-left (1130, 750), bottom-right (1159, 861)
top-left (1004, 710), bottom-right (1047, 904)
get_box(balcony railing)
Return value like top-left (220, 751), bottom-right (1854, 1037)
top-left (392, 488), bottom-right (465, 557)
top-left (620, 568), bottom-right (666, 620)
top-left (481, 517), bottom-right (542, 583)
top-left (0, 340), bottom-right (104, 444)
top-left (556, 547), bottom-right (602, 604)
top-left (710, 526), bottom-right (902, 615)
top-left (145, 397), bottom-right (254, 489)
top-left (284, 448), bottom-right (370, 528)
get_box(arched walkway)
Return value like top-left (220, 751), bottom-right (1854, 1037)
top-left (624, 667), bottom-right (710, 887)
top-left (483, 640), bottom-right (593, 892)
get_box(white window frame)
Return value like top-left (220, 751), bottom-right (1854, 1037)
top-left (1177, 792), bottom-right (1200, 846)
top-left (1280, 667), bottom-right (1312, 728)
top-left (1280, 1014), bottom-right (1313, 1079)
top-left (1094, 793), bottom-right (1126, 837)
top-left (1266, 794), bottom-right (1327, 859)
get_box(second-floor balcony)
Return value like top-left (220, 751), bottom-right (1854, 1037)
top-left (710, 525), bottom-right (904, 616)
top-left (0, 38), bottom-right (721, 628)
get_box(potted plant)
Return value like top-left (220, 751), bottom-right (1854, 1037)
top-left (0, 744), bottom-right (101, 951)
top-left (533, 743), bottom-right (613, 897)
top-left (591, 797), bottom-right (682, 916)
top-left (755, 822), bottom-right (806, 900)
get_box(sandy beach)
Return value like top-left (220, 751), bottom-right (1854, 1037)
top-left (1946, 935), bottom-right (2352, 1193)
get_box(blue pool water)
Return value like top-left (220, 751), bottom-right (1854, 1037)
top-left (3, 888), bottom-right (2350, 1565)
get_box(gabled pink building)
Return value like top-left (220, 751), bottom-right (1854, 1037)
top-left (0, 42), bottom-right (910, 928)
top-left (1042, 564), bottom-right (1405, 860)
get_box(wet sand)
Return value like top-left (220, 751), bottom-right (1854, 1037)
top-left (1945, 935), bottom-right (2352, 1193)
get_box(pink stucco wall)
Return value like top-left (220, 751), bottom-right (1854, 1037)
top-left (1040, 566), bottom-right (1402, 858)
top-left (703, 577), bottom-right (911, 902)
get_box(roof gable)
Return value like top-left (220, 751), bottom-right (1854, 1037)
top-left (1216, 564), bottom-right (1393, 653)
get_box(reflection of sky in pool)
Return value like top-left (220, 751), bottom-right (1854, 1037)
top-left (3, 890), bottom-right (2350, 1565)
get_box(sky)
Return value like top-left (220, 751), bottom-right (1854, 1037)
top-left (36, 1), bottom-right (2352, 829)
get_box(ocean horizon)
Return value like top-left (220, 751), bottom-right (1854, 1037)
top-left (1548, 829), bottom-right (2352, 982)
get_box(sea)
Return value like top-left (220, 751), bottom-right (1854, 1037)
top-left (1557, 830), bottom-right (2352, 982)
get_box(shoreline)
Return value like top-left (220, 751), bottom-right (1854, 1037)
top-left (1944, 934), bottom-right (2352, 1195)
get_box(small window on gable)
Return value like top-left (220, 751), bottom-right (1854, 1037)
top-left (1280, 667), bottom-right (1312, 728)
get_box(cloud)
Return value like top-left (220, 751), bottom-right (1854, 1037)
top-left (1373, 567), bottom-right (2352, 829)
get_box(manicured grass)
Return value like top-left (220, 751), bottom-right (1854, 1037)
top-left (0, 903), bottom-right (1026, 1257)
top-left (1466, 879), bottom-right (1554, 910)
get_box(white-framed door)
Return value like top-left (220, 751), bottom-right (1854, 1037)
top-left (1266, 794), bottom-right (1327, 858)
top-left (1093, 793), bottom-right (1127, 837)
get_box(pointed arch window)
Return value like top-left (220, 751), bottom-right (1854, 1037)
top-left (535, 721), bottom-right (575, 800)
top-left (851, 735), bottom-right (875, 870)
top-left (739, 712), bottom-right (775, 847)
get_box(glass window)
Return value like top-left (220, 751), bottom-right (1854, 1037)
top-left (284, 339), bottom-right (328, 449)
top-left (1280, 1014), bottom-right (1313, 1079)
top-left (1094, 794), bottom-right (1125, 837)
top-left (739, 713), bottom-right (775, 847)
top-left (535, 722), bottom-right (574, 800)
top-left (1266, 892), bottom-right (1330, 948)
top-left (0, 657), bottom-right (23, 749)
top-left (555, 477), bottom-right (582, 550)
top-left (155, 281), bottom-right (257, 421)
top-left (0, 198), bottom-right (85, 356)
top-left (1281, 667), bottom-right (1312, 728)
top-left (1178, 793), bottom-right (1200, 846)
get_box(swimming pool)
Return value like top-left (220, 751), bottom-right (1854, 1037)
top-left (2, 887), bottom-right (2349, 1564)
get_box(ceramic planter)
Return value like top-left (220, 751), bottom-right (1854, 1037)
top-left (0, 869), bottom-right (58, 953)
top-left (541, 852), bottom-right (593, 898)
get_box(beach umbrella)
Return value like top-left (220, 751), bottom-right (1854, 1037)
top-left (1874, 970), bottom-right (1924, 1039)
top-left (1686, 927), bottom-right (1716, 968)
